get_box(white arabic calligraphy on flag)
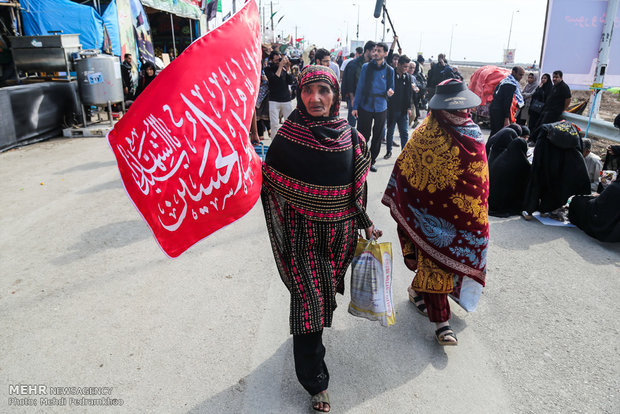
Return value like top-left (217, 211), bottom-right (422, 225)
top-left (107, 0), bottom-right (262, 257)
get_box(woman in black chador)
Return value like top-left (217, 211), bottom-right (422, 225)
top-left (523, 121), bottom-right (590, 216)
top-left (569, 180), bottom-right (620, 242)
top-left (489, 137), bottom-right (531, 217)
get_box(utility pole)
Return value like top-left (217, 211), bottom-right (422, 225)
top-left (356, 4), bottom-right (360, 40)
top-left (449, 24), bottom-right (457, 61)
top-left (170, 14), bottom-right (177, 59)
top-left (258, 0), bottom-right (262, 33)
top-left (270, 1), bottom-right (274, 32)
top-left (591, 0), bottom-right (619, 117)
top-left (506, 10), bottom-right (519, 52)
top-left (381, 6), bottom-right (386, 41)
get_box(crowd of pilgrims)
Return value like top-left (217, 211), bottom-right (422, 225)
top-left (254, 41), bottom-right (620, 244)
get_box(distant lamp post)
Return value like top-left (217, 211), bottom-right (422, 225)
top-left (449, 24), bottom-right (457, 61)
top-left (506, 10), bottom-right (519, 52)
top-left (352, 3), bottom-right (360, 39)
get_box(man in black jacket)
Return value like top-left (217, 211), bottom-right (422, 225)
top-left (384, 55), bottom-right (413, 159)
top-left (426, 54), bottom-right (446, 100)
top-left (489, 66), bottom-right (525, 135)
top-left (121, 53), bottom-right (134, 102)
top-left (341, 41), bottom-right (375, 127)
top-left (264, 51), bottom-right (294, 139)
top-left (538, 70), bottom-right (571, 127)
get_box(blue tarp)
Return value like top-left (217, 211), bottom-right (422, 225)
top-left (21, 0), bottom-right (104, 50)
top-left (102, 0), bottom-right (121, 57)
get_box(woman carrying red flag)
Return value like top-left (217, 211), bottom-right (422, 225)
top-left (382, 79), bottom-right (489, 346)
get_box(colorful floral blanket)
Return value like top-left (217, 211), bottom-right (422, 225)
top-left (382, 110), bottom-right (490, 285)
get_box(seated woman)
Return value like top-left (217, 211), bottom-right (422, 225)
top-left (523, 121), bottom-right (590, 217)
top-left (489, 138), bottom-right (531, 217)
top-left (520, 125), bottom-right (530, 140)
top-left (603, 145), bottom-right (620, 173)
top-left (601, 116), bottom-right (620, 184)
top-left (569, 179), bottom-right (620, 242)
top-left (506, 123), bottom-right (522, 137)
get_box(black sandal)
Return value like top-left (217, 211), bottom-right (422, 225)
top-left (435, 325), bottom-right (458, 346)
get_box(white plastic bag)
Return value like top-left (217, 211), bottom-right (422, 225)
top-left (449, 275), bottom-right (483, 312)
top-left (348, 237), bottom-right (395, 326)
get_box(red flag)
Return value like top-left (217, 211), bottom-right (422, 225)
top-left (107, 0), bottom-right (262, 258)
top-left (296, 37), bottom-right (304, 42)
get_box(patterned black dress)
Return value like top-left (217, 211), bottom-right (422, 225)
top-left (261, 67), bottom-right (372, 335)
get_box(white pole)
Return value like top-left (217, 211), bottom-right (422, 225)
top-left (449, 24), bottom-right (456, 61)
top-left (506, 11), bottom-right (515, 50)
top-left (506, 10), bottom-right (519, 64)
top-left (591, 0), bottom-right (619, 117)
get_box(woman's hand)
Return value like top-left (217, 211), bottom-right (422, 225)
top-left (364, 225), bottom-right (383, 240)
top-left (250, 131), bottom-right (260, 145)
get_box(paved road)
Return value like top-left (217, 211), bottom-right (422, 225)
top-left (1, 129), bottom-right (618, 413)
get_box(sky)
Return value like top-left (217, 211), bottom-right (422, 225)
top-left (255, 0), bottom-right (548, 64)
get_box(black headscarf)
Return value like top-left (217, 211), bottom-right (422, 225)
top-left (532, 73), bottom-right (552, 103)
top-left (263, 65), bottom-right (371, 221)
top-left (136, 61), bottom-right (156, 97)
top-left (520, 125), bottom-right (531, 137)
top-left (486, 128), bottom-right (518, 167)
top-left (489, 138), bottom-right (531, 216)
top-left (507, 123), bottom-right (522, 136)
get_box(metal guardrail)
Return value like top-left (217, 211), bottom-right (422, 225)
top-left (563, 112), bottom-right (620, 143)
top-left (450, 60), bottom-right (537, 70)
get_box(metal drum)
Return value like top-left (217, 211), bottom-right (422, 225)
top-left (74, 50), bottom-right (123, 105)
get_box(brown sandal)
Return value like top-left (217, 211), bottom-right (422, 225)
top-left (311, 391), bottom-right (330, 412)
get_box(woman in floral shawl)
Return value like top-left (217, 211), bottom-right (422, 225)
top-left (262, 65), bottom-right (381, 412)
top-left (382, 79), bottom-right (488, 346)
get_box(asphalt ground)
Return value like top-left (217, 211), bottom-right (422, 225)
top-left (1, 112), bottom-right (619, 413)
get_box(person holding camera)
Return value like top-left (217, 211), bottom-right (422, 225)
top-left (265, 51), bottom-right (295, 139)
